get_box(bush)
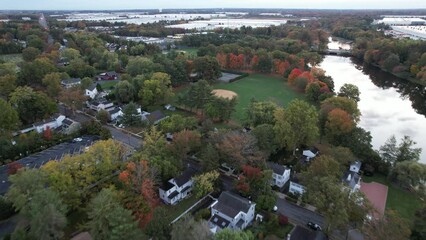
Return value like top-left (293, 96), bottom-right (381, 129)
top-left (0, 197), bottom-right (15, 220)
top-left (278, 214), bottom-right (289, 226)
top-left (194, 208), bottom-right (210, 221)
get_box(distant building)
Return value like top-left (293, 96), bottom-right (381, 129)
top-left (289, 174), bottom-right (306, 196)
top-left (87, 99), bottom-right (114, 112)
top-left (19, 114), bottom-right (66, 134)
top-left (107, 107), bottom-right (123, 121)
top-left (302, 147), bottom-right (319, 162)
top-left (61, 78), bottom-right (81, 88)
top-left (209, 191), bottom-right (256, 234)
top-left (85, 84), bottom-right (98, 99)
top-left (159, 167), bottom-right (197, 205)
top-left (95, 71), bottom-right (119, 81)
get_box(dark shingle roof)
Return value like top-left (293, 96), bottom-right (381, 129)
top-left (87, 84), bottom-right (97, 91)
top-left (174, 167), bottom-right (197, 187)
top-left (63, 118), bottom-right (74, 126)
top-left (213, 191), bottom-right (253, 218)
top-left (168, 190), bottom-right (179, 199)
top-left (108, 107), bottom-right (121, 115)
top-left (61, 78), bottom-right (81, 85)
top-left (161, 181), bottom-right (175, 191)
top-left (342, 171), bottom-right (360, 189)
top-left (267, 161), bottom-right (288, 175)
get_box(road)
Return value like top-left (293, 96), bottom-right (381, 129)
top-left (276, 198), bottom-right (324, 228)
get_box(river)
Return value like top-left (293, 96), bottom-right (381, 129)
top-left (319, 52), bottom-right (426, 164)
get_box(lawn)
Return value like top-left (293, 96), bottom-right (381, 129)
top-left (164, 195), bottom-right (199, 223)
top-left (98, 80), bottom-right (119, 90)
top-left (178, 47), bottom-right (198, 57)
top-left (0, 54), bottom-right (23, 63)
top-left (363, 174), bottom-right (422, 221)
top-left (213, 74), bottom-right (304, 123)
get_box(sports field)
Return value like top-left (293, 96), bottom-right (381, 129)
top-left (213, 74), bottom-right (304, 123)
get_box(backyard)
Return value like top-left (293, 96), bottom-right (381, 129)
top-left (363, 174), bottom-right (422, 221)
top-left (213, 74), bottom-right (304, 123)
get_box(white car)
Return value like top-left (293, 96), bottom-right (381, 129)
top-left (73, 137), bottom-right (82, 142)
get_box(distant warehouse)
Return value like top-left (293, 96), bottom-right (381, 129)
top-left (377, 17), bottom-right (426, 26)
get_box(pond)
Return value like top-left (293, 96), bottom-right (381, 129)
top-left (319, 54), bottom-right (426, 164)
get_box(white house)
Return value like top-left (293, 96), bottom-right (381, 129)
top-left (85, 84), bottom-right (98, 99)
top-left (302, 147), bottom-right (319, 162)
top-left (342, 161), bottom-right (362, 193)
top-left (289, 178), bottom-right (306, 196)
top-left (159, 167), bottom-right (197, 205)
top-left (87, 100), bottom-right (114, 112)
top-left (107, 107), bottom-right (123, 121)
top-left (209, 191), bottom-right (256, 234)
top-left (19, 115), bottom-right (66, 134)
top-left (267, 162), bottom-right (291, 188)
top-left (61, 78), bottom-right (81, 89)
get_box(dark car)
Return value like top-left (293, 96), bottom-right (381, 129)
top-left (307, 222), bottom-right (322, 231)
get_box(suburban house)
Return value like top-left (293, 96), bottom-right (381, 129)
top-left (145, 110), bottom-right (168, 125)
top-left (159, 167), bottom-right (197, 205)
top-left (58, 118), bottom-right (81, 135)
top-left (342, 161), bottom-right (362, 193)
top-left (87, 99), bottom-right (114, 112)
top-left (267, 162), bottom-right (291, 188)
top-left (107, 107), bottom-right (123, 121)
top-left (302, 147), bottom-right (319, 162)
top-left (209, 191), bottom-right (256, 234)
top-left (289, 175), bottom-right (306, 196)
top-left (19, 114), bottom-right (66, 134)
top-left (85, 84), bottom-right (98, 99)
top-left (61, 78), bottom-right (81, 88)
top-left (95, 71), bottom-right (119, 81)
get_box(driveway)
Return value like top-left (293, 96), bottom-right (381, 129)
top-left (106, 126), bottom-right (142, 150)
top-left (276, 198), bottom-right (324, 228)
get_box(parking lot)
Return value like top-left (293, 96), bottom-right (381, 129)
top-left (0, 136), bottom-right (99, 195)
top-left (218, 72), bottom-right (241, 83)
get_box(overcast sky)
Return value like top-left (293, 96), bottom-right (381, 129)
top-left (1, 0), bottom-right (425, 10)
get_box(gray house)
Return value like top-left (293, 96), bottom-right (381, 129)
top-left (209, 191), bottom-right (256, 234)
top-left (342, 161), bottom-right (362, 192)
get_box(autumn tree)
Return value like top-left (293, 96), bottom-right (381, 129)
top-left (215, 130), bottom-right (265, 168)
top-left (236, 165), bottom-right (273, 201)
top-left (193, 170), bottom-right (220, 198)
top-left (87, 188), bottom-right (141, 240)
top-left (171, 216), bottom-right (211, 240)
top-left (7, 162), bottom-right (23, 175)
top-left (274, 99), bottom-right (319, 155)
top-left (119, 160), bottom-right (159, 227)
top-left (168, 130), bottom-right (201, 160)
top-left (58, 86), bottom-right (87, 115)
top-left (363, 210), bottom-right (411, 240)
top-left (325, 108), bottom-right (355, 142)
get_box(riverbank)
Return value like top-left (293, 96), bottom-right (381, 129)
top-left (368, 62), bottom-right (426, 87)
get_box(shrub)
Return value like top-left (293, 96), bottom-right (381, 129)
top-left (278, 214), bottom-right (289, 226)
top-left (194, 208), bottom-right (210, 221)
top-left (0, 197), bottom-right (15, 220)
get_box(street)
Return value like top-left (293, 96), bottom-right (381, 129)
top-left (276, 197), bottom-right (324, 228)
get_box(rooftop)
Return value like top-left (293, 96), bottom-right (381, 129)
top-left (212, 191), bottom-right (253, 218)
top-left (61, 78), bottom-right (81, 85)
top-left (174, 167), bottom-right (197, 187)
top-left (147, 110), bottom-right (167, 123)
top-left (267, 161), bottom-right (289, 175)
top-left (360, 181), bottom-right (388, 219)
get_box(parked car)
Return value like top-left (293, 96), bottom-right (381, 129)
top-left (307, 222), bottom-right (322, 231)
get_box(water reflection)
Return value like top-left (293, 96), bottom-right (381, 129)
top-left (319, 56), bottom-right (426, 163)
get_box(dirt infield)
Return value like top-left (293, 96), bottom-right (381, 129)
top-left (212, 89), bottom-right (238, 99)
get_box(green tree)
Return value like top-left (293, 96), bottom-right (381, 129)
top-left (171, 216), bottom-right (211, 240)
top-left (5, 168), bottom-right (46, 212)
top-left (66, 59), bottom-right (96, 78)
top-left (121, 102), bottom-right (142, 127)
top-left (389, 161), bottom-right (426, 189)
top-left (193, 56), bottom-right (221, 82)
top-left (126, 57), bottom-right (155, 76)
top-left (200, 143), bottom-right (220, 172)
top-left (338, 83), bottom-right (360, 102)
top-left (139, 72), bottom-right (174, 107)
top-left (177, 79), bottom-right (213, 112)
top-left (19, 57), bottom-right (56, 85)
top-left (97, 109), bottom-right (111, 124)
top-left (411, 205), bottom-right (426, 240)
top-left (22, 188), bottom-right (68, 240)
top-left (145, 207), bottom-right (171, 240)
top-left (383, 53), bottom-right (400, 72)
top-left (169, 130), bottom-right (201, 160)
top-left (274, 99), bottom-right (319, 155)
top-left (129, 44), bottom-right (145, 56)
top-left (0, 74), bottom-right (17, 99)
top-left (87, 188), bottom-right (141, 240)
top-left (22, 47), bottom-right (41, 62)
top-left (246, 100), bottom-right (278, 127)
top-left (0, 98), bottom-right (20, 132)
top-left (42, 72), bottom-right (62, 97)
top-left (9, 86), bottom-right (57, 124)
top-left (214, 228), bottom-right (254, 240)
top-left (61, 48), bottom-right (81, 61)
top-left (80, 77), bottom-right (93, 90)
top-left (193, 170), bottom-right (220, 198)
top-left (305, 82), bottom-right (322, 103)
top-left (158, 115), bottom-right (198, 133)
top-left (380, 135), bottom-right (422, 166)
top-left (251, 124), bottom-right (278, 157)
top-left (329, 146), bottom-right (356, 168)
top-left (98, 51), bottom-right (119, 71)
top-left (115, 80), bottom-right (135, 103)
top-left (58, 87), bottom-right (87, 115)
top-left (204, 96), bottom-right (236, 122)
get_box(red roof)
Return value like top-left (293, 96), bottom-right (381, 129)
top-left (360, 181), bottom-right (388, 219)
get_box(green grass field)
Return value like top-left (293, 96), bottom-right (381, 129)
top-left (213, 74), bottom-right (304, 123)
top-left (179, 47), bottom-right (198, 57)
top-left (98, 80), bottom-right (119, 90)
top-left (0, 54), bottom-right (23, 63)
top-left (363, 174), bottom-right (422, 221)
